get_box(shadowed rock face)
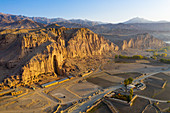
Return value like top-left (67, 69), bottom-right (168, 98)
top-left (117, 33), bottom-right (166, 50)
top-left (0, 27), bottom-right (118, 85)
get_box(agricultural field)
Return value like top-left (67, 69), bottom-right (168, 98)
top-left (102, 62), bottom-right (168, 74)
top-left (69, 80), bottom-right (100, 97)
top-left (108, 97), bottom-right (149, 113)
top-left (112, 72), bottom-right (142, 79)
top-left (136, 72), bottom-right (170, 100)
top-left (86, 72), bottom-right (123, 88)
top-left (88, 101), bottom-right (111, 113)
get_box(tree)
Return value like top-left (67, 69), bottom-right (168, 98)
top-left (152, 56), bottom-right (157, 60)
top-left (160, 58), bottom-right (170, 64)
top-left (161, 53), bottom-right (167, 57)
top-left (153, 52), bottom-right (158, 56)
top-left (124, 79), bottom-right (129, 92)
top-left (124, 79), bottom-right (129, 87)
top-left (128, 94), bottom-right (132, 102)
top-left (132, 55), bottom-right (143, 59)
top-left (128, 77), bottom-right (133, 84)
top-left (129, 88), bottom-right (133, 96)
top-left (164, 49), bottom-right (167, 53)
top-left (115, 55), bottom-right (118, 59)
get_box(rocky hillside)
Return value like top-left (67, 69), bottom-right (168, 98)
top-left (114, 33), bottom-right (166, 50)
top-left (0, 19), bottom-right (45, 29)
top-left (0, 12), bottom-right (28, 24)
top-left (0, 26), bottom-right (118, 86)
top-left (0, 12), bottom-right (103, 27)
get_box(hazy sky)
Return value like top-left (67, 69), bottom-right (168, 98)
top-left (1, 0), bottom-right (170, 23)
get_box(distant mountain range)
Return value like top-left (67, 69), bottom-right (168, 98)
top-left (123, 17), bottom-right (169, 24)
top-left (1, 12), bottom-right (170, 27)
top-left (0, 12), bottom-right (170, 41)
top-left (0, 12), bottom-right (104, 26)
top-left (0, 19), bottom-right (45, 29)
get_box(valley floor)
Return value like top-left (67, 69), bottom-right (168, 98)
top-left (0, 60), bottom-right (170, 113)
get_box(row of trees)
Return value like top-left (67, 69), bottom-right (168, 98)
top-left (115, 53), bottom-right (167, 61)
top-left (146, 46), bottom-right (170, 53)
top-left (146, 48), bottom-right (168, 52)
top-left (160, 58), bottom-right (170, 64)
top-left (111, 77), bottom-right (134, 102)
top-left (112, 91), bottom-right (133, 102)
top-left (153, 52), bottom-right (167, 57)
top-left (115, 55), bottom-right (147, 60)
top-left (128, 88), bottom-right (133, 102)
top-left (124, 77), bottom-right (134, 102)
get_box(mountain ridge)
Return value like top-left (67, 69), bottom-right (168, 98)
top-left (123, 17), bottom-right (169, 24)
top-left (1, 12), bottom-right (170, 26)
top-left (0, 19), bottom-right (46, 29)
top-left (0, 12), bottom-right (105, 26)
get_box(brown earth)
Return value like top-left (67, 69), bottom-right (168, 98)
top-left (136, 72), bottom-right (170, 100)
top-left (88, 101), bottom-right (111, 113)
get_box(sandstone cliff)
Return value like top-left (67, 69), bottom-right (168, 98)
top-left (0, 27), bottom-right (118, 86)
top-left (117, 33), bottom-right (166, 50)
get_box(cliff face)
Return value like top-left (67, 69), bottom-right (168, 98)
top-left (120, 33), bottom-right (166, 50)
top-left (0, 27), bottom-right (118, 86)
top-left (66, 28), bottom-right (118, 58)
top-left (21, 28), bottom-right (119, 85)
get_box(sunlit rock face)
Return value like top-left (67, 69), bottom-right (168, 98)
top-left (120, 33), bottom-right (166, 50)
top-left (0, 27), bottom-right (118, 85)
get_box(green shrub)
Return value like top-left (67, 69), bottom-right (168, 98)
top-left (112, 93), bottom-right (128, 101)
top-left (119, 55), bottom-right (129, 59)
top-left (129, 88), bottom-right (133, 96)
top-left (128, 77), bottom-right (133, 84)
top-left (118, 54), bottom-right (147, 60)
top-left (146, 46), bottom-right (170, 52)
top-left (124, 79), bottom-right (129, 87)
top-left (132, 55), bottom-right (144, 59)
top-left (128, 94), bottom-right (132, 102)
top-left (115, 55), bottom-right (118, 59)
top-left (161, 53), bottom-right (167, 57)
top-left (146, 49), bottom-right (156, 52)
top-left (160, 58), bottom-right (170, 64)
top-left (151, 56), bottom-right (157, 60)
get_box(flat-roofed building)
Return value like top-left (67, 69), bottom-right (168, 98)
top-left (41, 80), bottom-right (58, 88)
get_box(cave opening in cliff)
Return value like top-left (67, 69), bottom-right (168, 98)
top-left (53, 55), bottom-right (59, 76)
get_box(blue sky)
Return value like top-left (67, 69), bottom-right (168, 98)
top-left (1, 0), bottom-right (170, 23)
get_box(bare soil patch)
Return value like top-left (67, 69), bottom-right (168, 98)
top-left (102, 62), bottom-right (167, 74)
top-left (112, 72), bottom-right (142, 79)
top-left (86, 72), bottom-right (123, 88)
top-left (0, 93), bottom-right (50, 111)
top-left (87, 77), bottom-right (118, 88)
top-left (158, 103), bottom-right (170, 111)
top-left (144, 106), bottom-right (157, 113)
top-left (87, 101), bottom-right (111, 113)
top-left (108, 97), bottom-right (149, 113)
top-left (154, 72), bottom-right (170, 80)
top-left (136, 73), bottom-right (170, 100)
top-left (69, 81), bottom-right (100, 97)
top-left (49, 86), bottom-right (80, 103)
